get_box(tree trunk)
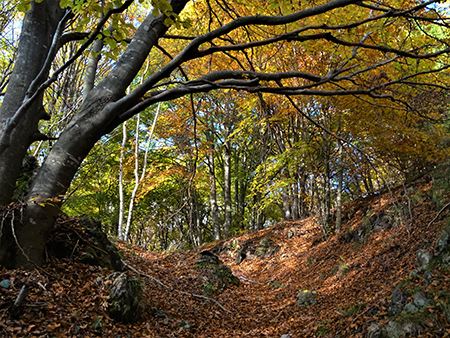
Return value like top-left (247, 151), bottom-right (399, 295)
top-left (223, 124), bottom-right (232, 236)
top-left (0, 0), bottom-right (65, 205)
top-left (118, 122), bottom-right (127, 240)
top-left (335, 142), bottom-right (343, 234)
top-left (205, 119), bottom-right (220, 240)
top-left (1, 1), bottom-right (189, 268)
top-left (281, 186), bottom-right (292, 221)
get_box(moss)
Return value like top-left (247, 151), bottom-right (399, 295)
top-left (107, 274), bottom-right (146, 323)
top-left (203, 283), bottom-right (215, 295)
top-left (214, 265), bottom-right (240, 286)
top-left (259, 237), bottom-right (271, 248)
top-left (315, 322), bottom-right (330, 336)
top-left (343, 302), bottom-right (366, 317)
top-left (396, 278), bottom-right (413, 289)
top-left (255, 246), bottom-right (267, 257)
top-left (194, 261), bottom-right (218, 270)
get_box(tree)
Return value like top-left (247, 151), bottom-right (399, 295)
top-left (0, 0), bottom-right (449, 268)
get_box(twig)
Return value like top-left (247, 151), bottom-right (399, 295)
top-left (122, 260), bottom-right (233, 313)
top-left (122, 260), bottom-right (168, 289)
top-left (427, 200), bottom-right (450, 228)
top-left (179, 290), bottom-right (232, 313)
top-left (352, 306), bottom-right (375, 322)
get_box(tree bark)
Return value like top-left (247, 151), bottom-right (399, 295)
top-left (0, 0), bottom-right (65, 205)
top-left (205, 121), bottom-right (220, 240)
top-left (335, 142), bottom-right (343, 233)
top-left (5, 1), bottom-right (189, 268)
top-left (223, 119), bottom-right (232, 236)
top-left (118, 122), bottom-right (127, 240)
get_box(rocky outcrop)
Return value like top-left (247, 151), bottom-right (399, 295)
top-left (106, 272), bottom-right (146, 323)
top-left (46, 215), bottom-right (125, 271)
top-left (234, 237), bottom-right (279, 265)
top-left (194, 250), bottom-right (239, 295)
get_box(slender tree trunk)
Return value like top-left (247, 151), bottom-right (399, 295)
top-left (205, 120), bottom-right (220, 240)
top-left (335, 142), bottom-right (343, 233)
top-left (223, 125), bottom-right (232, 236)
top-left (118, 122), bottom-right (127, 240)
top-left (282, 187), bottom-right (292, 221)
top-left (291, 179), bottom-right (300, 220)
top-left (254, 191), bottom-right (264, 230)
top-left (124, 115), bottom-right (141, 241)
top-left (194, 193), bottom-right (203, 245)
top-left (208, 157), bottom-right (220, 240)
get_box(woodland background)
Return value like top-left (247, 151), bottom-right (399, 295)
top-left (0, 0), bottom-right (449, 265)
top-left (1, 0), bottom-right (450, 336)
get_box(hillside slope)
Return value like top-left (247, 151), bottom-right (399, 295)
top-left (2, 174), bottom-right (450, 337)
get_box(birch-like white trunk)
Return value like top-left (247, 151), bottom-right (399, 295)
top-left (118, 121), bottom-right (127, 240)
top-left (124, 103), bottom-right (161, 241)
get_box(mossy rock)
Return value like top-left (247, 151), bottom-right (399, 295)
top-left (107, 272), bottom-right (146, 323)
top-left (46, 215), bottom-right (125, 271)
top-left (194, 252), bottom-right (239, 295)
top-left (214, 264), bottom-right (240, 287)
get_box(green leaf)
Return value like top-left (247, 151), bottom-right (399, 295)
top-left (105, 37), bottom-right (117, 49)
top-left (17, 2), bottom-right (31, 12)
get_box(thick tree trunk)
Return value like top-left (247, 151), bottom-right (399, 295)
top-left (0, 0), bottom-right (65, 205)
top-left (2, 0), bottom-right (189, 268)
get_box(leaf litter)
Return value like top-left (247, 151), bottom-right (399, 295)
top-left (1, 175), bottom-right (450, 337)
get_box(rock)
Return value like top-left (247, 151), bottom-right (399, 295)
top-left (195, 251), bottom-right (239, 295)
top-left (416, 249), bottom-right (432, 269)
top-left (435, 230), bottom-right (449, 255)
top-left (281, 334), bottom-right (292, 338)
top-left (409, 269), bottom-right (420, 279)
top-left (402, 322), bottom-right (423, 336)
top-left (384, 320), bottom-right (422, 338)
top-left (260, 237), bottom-right (271, 247)
top-left (177, 320), bottom-right (195, 333)
top-left (441, 253), bottom-right (450, 268)
top-left (413, 292), bottom-right (429, 309)
top-left (287, 230), bottom-right (294, 239)
top-left (403, 302), bottom-right (419, 314)
top-left (47, 215), bottom-right (125, 271)
top-left (388, 289), bottom-right (407, 317)
top-left (196, 250), bottom-right (222, 265)
top-left (296, 290), bottom-right (317, 307)
top-left (255, 237), bottom-right (271, 256)
top-left (0, 279), bottom-right (11, 288)
top-left (367, 323), bottom-right (384, 338)
top-left (235, 250), bottom-right (245, 265)
top-left (385, 321), bottom-right (403, 338)
top-left (107, 272), bottom-right (146, 323)
top-left (424, 270), bottom-right (433, 285)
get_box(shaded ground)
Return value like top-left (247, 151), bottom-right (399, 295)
top-left (1, 174), bottom-right (450, 337)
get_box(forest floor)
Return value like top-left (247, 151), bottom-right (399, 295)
top-left (2, 174), bottom-right (450, 337)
